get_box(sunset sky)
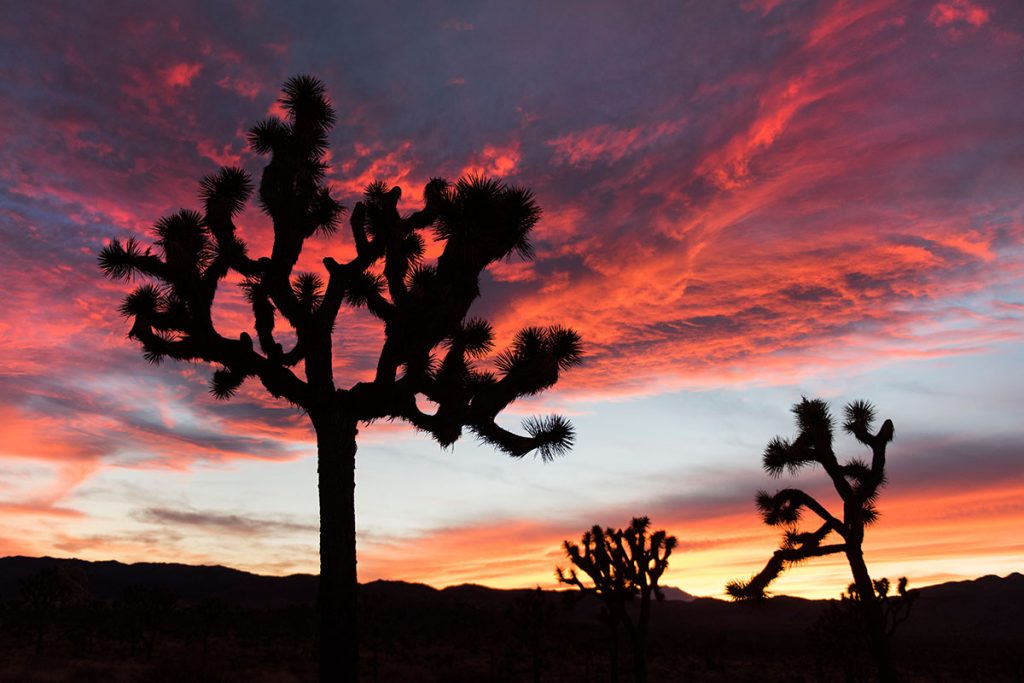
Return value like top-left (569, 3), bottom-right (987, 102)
top-left (1, 0), bottom-right (1022, 599)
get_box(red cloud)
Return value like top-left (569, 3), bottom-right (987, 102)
top-left (162, 62), bottom-right (203, 88)
top-left (929, 0), bottom-right (991, 28)
top-left (460, 142), bottom-right (521, 179)
top-left (217, 75), bottom-right (263, 99)
top-left (547, 120), bottom-right (685, 168)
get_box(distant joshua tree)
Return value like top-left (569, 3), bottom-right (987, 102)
top-left (18, 564), bottom-right (91, 654)
top-left (557, 517), bottom-right (676, 683)
top-left (726, 398), bottom-right (900, 682)
top-left (98, 76), bottom-right (583, 683)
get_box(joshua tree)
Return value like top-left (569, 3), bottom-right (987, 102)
top-left (726, 398), bottom-right (898, 682)
top-left (98, 76), bottom-right (582, 682)
top-left (557, 517), bottom-right (676, 683)
top-left (18, 564), bottom-right (91, 654)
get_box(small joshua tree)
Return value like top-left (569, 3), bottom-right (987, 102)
top-left (726, 398), bottom-right (899, 682)
top-left (99, 76), bottom-right (582, 683)
top-left (557, 517), bottom-right (676, 683)
top-left (18, 564), bottom-right (91, 654)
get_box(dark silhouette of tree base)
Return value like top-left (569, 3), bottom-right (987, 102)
top-left (507, 587), bottom-right (558, 683)
top-left (18, 564), bottom-right (91, 655)
top-left (809, 577), bottom-right (918, 682)
top-left (557, 517), bottom-right (676, 683)
top-left (99, 75), bottom-right (583, 683)
top-left (726, 398), bottom-right (901, 683)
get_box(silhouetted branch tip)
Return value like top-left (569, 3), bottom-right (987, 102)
top-left (523, 414), bottom-right (575, 462)
top-left (725, 579), bottom-right (762, 601)
top-left (842, 399), bottom-right (876, 436)
top-left (199, 166), bottom-right (253, 216)
top-left (98, 236), bottom-right (151, 281)
top-left (119, 284), bottom-right (162, 318)
top-left (210, 367), bottom-right (246, 400)
top-left (247, 117), bottom-right (291, 154)
top-left (456, 318), bottom-right (496, 358)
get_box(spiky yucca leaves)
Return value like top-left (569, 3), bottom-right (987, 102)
top-left (434, 176), bottom-right (540, 263)
top-left (99, 75), bottom-right (583, 683)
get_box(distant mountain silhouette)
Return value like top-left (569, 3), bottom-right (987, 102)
top-left (2, 556), bottom-right (1019, 642)
top-left (0, 555), bottom-right (319, 608)
top-left (659, 585), bottom-right (696, 602)
top-left (2, 557), bottom-right (1021, 681)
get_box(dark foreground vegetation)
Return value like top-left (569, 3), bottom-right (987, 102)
top-left (0, 557), bottom-right (1020, 682)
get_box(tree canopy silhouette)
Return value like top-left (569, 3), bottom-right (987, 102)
top-left (557, 516), bottom-right (675, 683)
top-left (99, 75), bottom-right (583, 683)
top-left (726, 398), bottom-right (900, 682)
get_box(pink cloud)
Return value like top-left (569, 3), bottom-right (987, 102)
top-left (196, 138), bottom-right (243, 167)
top-left (547, 120), bottom-right (686, 168)
top-left (929, 0), bottom-right (991, 28)
top-left (162, 61), bottom-right (203, 88)
top-left (217, 75), bottom-right (262, 99)
top-left (459, 142), bottom-right (521, 179)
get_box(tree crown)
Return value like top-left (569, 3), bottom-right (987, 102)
top-left (99, 75), bottom-right (582, 459)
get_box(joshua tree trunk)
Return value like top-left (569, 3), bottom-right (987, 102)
top-left (607, 618), bottom-right (620, 683)
top-left (847, 549), bottom-right (896, 683)
top-left (316, 411), bottom-right (359, 683)
top-left (631, 591), bottom-right (651, 683)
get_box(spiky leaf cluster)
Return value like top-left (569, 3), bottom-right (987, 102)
top-left (556, 516), bottom-right (676, 603)
top-left (434, 176), bottom-right (540, 263)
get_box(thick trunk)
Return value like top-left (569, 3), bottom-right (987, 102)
top-left (847, 549), bottom-right (897, 683)
top-left (316, 411), bottom-right (359, 683)
top-left (632, 592), bottom-right (650, 683)
top-left (607, 618), bottom-right (620, 683)
top-left (629, 632), bottom-right (647, 683)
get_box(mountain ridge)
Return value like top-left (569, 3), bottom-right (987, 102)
top-left (1, 554), bottom-right (1018, 607)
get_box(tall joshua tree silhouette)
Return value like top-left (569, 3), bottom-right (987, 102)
top-left (98, 76), bottom-right (582, 683)
top-left (726, 398), bottom-right (898, 682)
top-left (557, 517), bottom-right (675, 683)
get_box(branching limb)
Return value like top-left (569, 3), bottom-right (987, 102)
top-left (755, 488), bottom-right (846, 536)
top-left (470, 415), bottom-right (575, 462)
top-left (98, 237), bottom-right (171, 282)
top-left (726, 543), bottom-right (847, 600)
